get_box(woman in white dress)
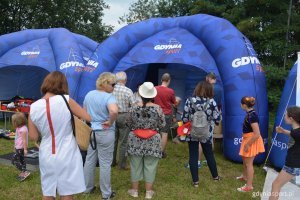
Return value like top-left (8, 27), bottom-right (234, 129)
top-left (28, 71), bottom-right (91, 200)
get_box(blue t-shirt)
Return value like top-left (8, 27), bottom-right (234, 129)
top-left (83, 90), bottom-right (116, 130)
top-left (242, 110), bottom-right (259, 133)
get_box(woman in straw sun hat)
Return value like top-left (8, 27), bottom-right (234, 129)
top-left (126, 82), bottom-right (166, 199)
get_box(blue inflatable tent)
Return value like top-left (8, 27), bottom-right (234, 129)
top-left (78, 14), bottom-right (268, 163)
top-left (0, 28), bottom-right (99, 101)
top-left (269, 62), bottom-right (298, 168)
top-left (0, 14), bottom-right (268, 163)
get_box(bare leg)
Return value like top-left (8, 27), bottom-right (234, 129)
top-left (145, 182), bottom-right (153, 191)
top-left (198, 143), bottom-right (203, 161)
top-left (244, 156), bottom-right (255, 187)
top-left (61, 195), bottom-right (73, 200)
top-left (161, 132), bottom-right (168, 152)
top-left (269, 170), bottom-right (294, 200)
top-left (242, 157), bottom-right (247, 179)
top-left (131, 181), bottom-right (139, 190)
top-left (43, 196), bottom-right (55, 200)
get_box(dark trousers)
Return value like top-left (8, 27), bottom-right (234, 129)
top-left (11, 148), bottom-right (26, 172)
top-left (188, 140), bottom-right (218, 182)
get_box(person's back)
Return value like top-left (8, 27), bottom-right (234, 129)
top-left (154, 86), bottom-right (175, 115)
top-left (153, 73), bottom-right (175, 158)
top-left (112, 71), bottom-right (135, 169)
top-left (84, 90), bottom-right (115, 130)
top-left (28, 71), bottom-right (90, 199)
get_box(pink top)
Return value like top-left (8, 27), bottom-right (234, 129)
top-left (14, 125), bottom-right (28, 149)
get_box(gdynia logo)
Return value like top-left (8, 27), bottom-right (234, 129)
top-left (60, 60), bottom-right (99, 70)
top-left (154, 38), bottom-right (182, 54)
top-left (21, 51), bottom-right (40, 56)
top-left (232, 56), bottom-right (260, 68)
top-left (154, 44), bottom-right (182, 50)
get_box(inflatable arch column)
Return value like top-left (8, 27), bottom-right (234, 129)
top-left (0, 28), bottom-right (98, 100)
top-left (269, 63), bottom-right (297, 168)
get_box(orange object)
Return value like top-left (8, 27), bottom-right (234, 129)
top-left (239, 132), bottom-right (265, 157)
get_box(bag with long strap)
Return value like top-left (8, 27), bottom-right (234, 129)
top-left (61, 95), bottom-right (93, 151)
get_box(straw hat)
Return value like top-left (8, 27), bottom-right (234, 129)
top-left (138, 82), bottom-right (157, 98)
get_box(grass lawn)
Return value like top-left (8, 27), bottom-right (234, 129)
top-left (0, 135), bottom-right (266, 199)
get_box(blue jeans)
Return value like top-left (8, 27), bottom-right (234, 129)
top-left (188, 140), bottom-right (218, 182)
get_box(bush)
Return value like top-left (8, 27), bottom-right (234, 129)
top-left (264, 66), bottom-right (289, 112)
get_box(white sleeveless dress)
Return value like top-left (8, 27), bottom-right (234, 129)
top-left (30, 95), bottom-right (85, 196)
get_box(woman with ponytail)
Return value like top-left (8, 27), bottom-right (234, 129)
top-left (237, 96), bottom-right (265, 192)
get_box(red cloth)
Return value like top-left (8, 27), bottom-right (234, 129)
top-left (133, 129), bottom-right (157, 139)
top-left (177, 122), bottom-right (191, 136)
top-left (154, 85), bottom-right (176, 115)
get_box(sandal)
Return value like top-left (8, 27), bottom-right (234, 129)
top-left (213, 176), bottom-right (222, 181)
top-left (192, 181), bottom-right (199, 188)
top-left (145, 190), bottom-right (154, 199)
top-left (237, 184), bottom-right (253, 192)
top-left (236, 175), bottom-right (247, 181)
top-left (127, 189), bottom-right (138, 198)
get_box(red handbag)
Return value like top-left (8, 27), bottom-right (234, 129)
top-left (133, 129), bottom-right (157, 139)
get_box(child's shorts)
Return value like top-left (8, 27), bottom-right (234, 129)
top-left (239, 132), bottom-right (265, 157)
top-left (282, 165), bottom-right (300, 176)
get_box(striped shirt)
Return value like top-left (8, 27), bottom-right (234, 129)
top-left (113, 83), bottom-right (135, 112)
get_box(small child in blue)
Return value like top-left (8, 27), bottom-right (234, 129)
top-left (11, 112), bottom-right (30, 181)
top-left (270, 106), bottom-right (300, 200)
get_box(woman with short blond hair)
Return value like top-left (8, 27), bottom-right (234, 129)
top-left (83, 72), bottom-right (118, 200)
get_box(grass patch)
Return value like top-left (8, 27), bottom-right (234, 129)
top-left (0, 136), bottom-right (265, 199)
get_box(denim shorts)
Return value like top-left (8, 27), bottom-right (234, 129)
top-left (282, 165), bottom-right (300, 176)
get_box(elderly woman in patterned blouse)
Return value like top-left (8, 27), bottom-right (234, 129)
top-left (125, 82), bottom-right (166, 199)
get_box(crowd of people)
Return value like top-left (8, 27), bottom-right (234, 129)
top-left (8, 70), bottom-right (298, 200)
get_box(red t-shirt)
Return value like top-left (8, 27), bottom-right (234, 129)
top-left (154, 85), bottom-right (176, 115)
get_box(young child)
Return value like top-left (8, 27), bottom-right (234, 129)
top-left (11, 112), bottom-right (30, 181)
top-left (269, 106), bottom-right (300, 200)
top-left (237, 96), bottom-right (265, 192)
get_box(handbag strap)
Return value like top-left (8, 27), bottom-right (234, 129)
top-left (45, 98), bottom-right (56, 154)
top-left (61, 95), bottom-right (76, 137)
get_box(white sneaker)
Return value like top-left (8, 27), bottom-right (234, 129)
top-left (145, 190), bottom-right (154, 199)
top-left (127, 189), bottom-right (138, 198)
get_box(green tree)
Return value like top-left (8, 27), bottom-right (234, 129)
top-left (0, 0), bottom-right (112, 41)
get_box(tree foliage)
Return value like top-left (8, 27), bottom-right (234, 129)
top-left (121, 0), bottom-right (300, 112)
top-left (0, 0), bottom-right (113, 41)
top-left (121, 0), bottom-right (300, 69)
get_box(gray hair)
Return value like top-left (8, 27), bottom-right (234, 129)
top-left (115, 71), bottom-right (127, 82)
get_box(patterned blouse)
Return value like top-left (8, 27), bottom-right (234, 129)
top-left (126, 105), bottom-right (166, 158)
top-left (182, 96), bottom-right (222, 142)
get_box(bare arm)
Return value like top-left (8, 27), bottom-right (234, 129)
top-left (102, 103), bottom-right (118, 129)
top-left (69, 97), bottom-right (91, 122)
top-left (28, 115), bottom-right (40, 142)
top-left (276, 126), bottom-right (290, 135)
